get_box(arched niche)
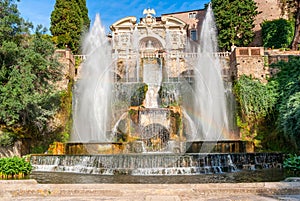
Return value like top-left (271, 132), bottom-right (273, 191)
top-left (139, 36), bottom-right (163, 51)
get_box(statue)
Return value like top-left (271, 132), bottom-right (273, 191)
top-left (143, 8), bottom-right (156, 17)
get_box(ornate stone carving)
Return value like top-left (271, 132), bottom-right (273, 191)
top-left (142, 8), bottom-right (156, 26)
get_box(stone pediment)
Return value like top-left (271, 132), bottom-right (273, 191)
top-left (161, 16), bottom-right (187, 28)
top-left (110, 17), bottom-right (137, 30)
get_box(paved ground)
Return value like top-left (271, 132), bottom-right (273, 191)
top-left (1, 180), bottom-right (300, 201)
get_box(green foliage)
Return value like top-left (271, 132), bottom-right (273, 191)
top-left (233, 75), bottom-right (277, 143)
top-left (0, 0), bottom-right (64, 143)
top-left (271, 56), bottom-right (300, 147)
top-left (57, 80), bottom-right (73, 143)
top-left (262, 19), bottom-right (295, 49)
top-left (0, 131), bottom-right (16, 146)
top-left (77, 0), bottom-right (90, 32)
top-left (50, 0), bottom-right (90, 54)
top-left (30, 145), bottom-right (47, 154)
top-left (211, 0), bottom-right (259, 51)
top-left (0, 32), bottom-right (62, 132)
top-left (0, 0), bottom-right (32, 45)
top-left (130, 84), bottom-right (148, 106)
top-left (0, 156), bottom-right (32, 179)
top-left (283, 154), bottom-right (300, 176)
top-left (234, 57), bottom-right (300, 151)
top-left (234, 75), bottom-right (277, 119)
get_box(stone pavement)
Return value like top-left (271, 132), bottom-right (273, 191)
top-left (1, 180), bottom-right (300, 201)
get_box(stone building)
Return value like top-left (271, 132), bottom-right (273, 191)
top-left (251, 0), bottom-right (290, 46)
top-left (230, 47), bottom-right (300, 82)
top-left (110, 8), bottom-right (195, 82)
top-left (161, 9), bottom-right (206, 44)
top-left (54, 49), bottom-right (75, 89)
top-left (229, 47), bottom-right (268, 82)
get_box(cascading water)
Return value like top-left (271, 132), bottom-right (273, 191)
top-left (71, 14), bottom-right (112, 142)
top-left (193, 4), bottom-right (229, 141)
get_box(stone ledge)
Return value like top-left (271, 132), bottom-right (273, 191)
top-left (1, 181), bottom-right (300, 199)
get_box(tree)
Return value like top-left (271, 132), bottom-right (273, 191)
top-left (0, 0), bottom-right (63, 142)
top-left (77, 0), bottom-right (90, 32)
top-left (271, 56), bottom-right (300, 148)
top-left (211, 0), bottom-right (259, 51)
top-left (0, 0), bottom-right (32, 45)
top-left (291, 0), bottom-right (300, 50)
top-left (50, 0), bottom-right (90, 54)
top-left (279, 0), bottom-right (300, 50)
top-left (261, 19), bottom-right (295, 49)
top-left (234, 57), bottom-right (300, 151)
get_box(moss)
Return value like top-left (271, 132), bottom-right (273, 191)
top-left (130, 84), bottom-right (148, 106)
top-left (50, 79), bottom-right (74, 144)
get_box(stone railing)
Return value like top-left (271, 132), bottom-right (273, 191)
top-left (74, 55), bottom-right (87, 61)
top-left (112, 52), bottom-right (231, 59)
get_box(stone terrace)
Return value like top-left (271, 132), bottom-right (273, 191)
top-left (1, 180), bottom-right (300, 201)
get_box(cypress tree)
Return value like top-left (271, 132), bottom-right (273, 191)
top-left (211, 0), bottom-right (259, 51)
top-left (77, 0), bottom-right (90, 32)
top-left (50, 0), bottom-right (90, 54)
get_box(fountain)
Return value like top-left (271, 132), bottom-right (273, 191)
top-left (30, 5), bottom-right (283, 176)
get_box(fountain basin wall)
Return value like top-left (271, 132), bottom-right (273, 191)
top-left (65, 140), bottom-right (252, 155)
top-left (186, 140), bottom-right (254, 153)
top-left (30, 153), bottom-right (283, 175)
top-left (65, 142), bottom-right (125, 155)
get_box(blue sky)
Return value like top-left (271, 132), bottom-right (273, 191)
top-left (17, 0), bottom-right (210, 33)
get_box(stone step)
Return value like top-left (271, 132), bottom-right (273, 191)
top-left (1, 180), bottom-right (300, 201)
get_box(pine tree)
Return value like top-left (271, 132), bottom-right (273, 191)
top-left (211, 0), bottom-right (259, 51)
top-left (50, 0), bottom-right (90, 54)
top-left (0, 0), bottom-right (32, 45)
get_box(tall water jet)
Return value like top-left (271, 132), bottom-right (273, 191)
top-left (71, 14), bottom-right (112, 142)
top-left (193, 4), bottom-right (229, 142)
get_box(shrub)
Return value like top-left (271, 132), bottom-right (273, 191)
top-left (262, 19), bottom-right (295, 49)
top-left (283, 154), bottom-right (300, 177)
top-left (0, 156), bottom-right (32, 179)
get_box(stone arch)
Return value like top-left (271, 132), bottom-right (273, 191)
top-left (139, 34), bottom-right (165, 50)
top-left (141, 123), bottom-right (170, 151)
top-left (141, 123), bottom-right (169, 139)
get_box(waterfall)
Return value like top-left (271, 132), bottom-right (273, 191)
top-left (30, 153), bottom-right (283, 175)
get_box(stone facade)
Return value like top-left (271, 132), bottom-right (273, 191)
top-left (230, 47), bottom-right (300, 82)
top-left (251, 0), bottom-right (289, 46)
top-left (162, 9), bottom-right (206, 43)
top-left (230, 47), bottom-right (268, 82)
top-left (110, 9), bottom-right (191, 81)
top-left (54, 49), bottom-right (75, 90)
